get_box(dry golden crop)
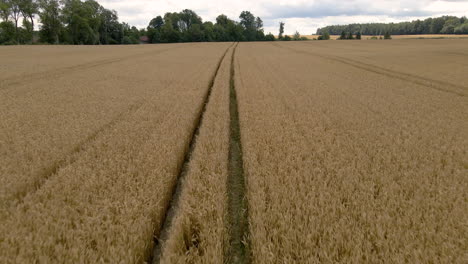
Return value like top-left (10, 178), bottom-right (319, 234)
top-left (0, 43), bottom-right (231, 263)
top-left (0, 44), bottom-right (181, 207)
top-left (235, 40), bottom-right (467, 263)
top-left (1, 39), bottom-right (466, 264)
top-left (158, 44), bottom-right (235, 264)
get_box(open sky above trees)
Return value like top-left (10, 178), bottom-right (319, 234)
top-left (100, 0), bottom-right (468, 35)
top-left (1, 0), bottom-right (468, 45)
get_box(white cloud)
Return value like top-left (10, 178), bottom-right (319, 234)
top-left (96, 0), bottom-right (468, 34)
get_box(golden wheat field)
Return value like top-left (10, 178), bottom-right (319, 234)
top-left (1, 39), bottom-right (467, 263)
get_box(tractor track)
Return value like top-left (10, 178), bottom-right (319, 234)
top-left (226, 43), bottom-right (250, 264)
top-left (0, 46), bottom-right (178, 92)
top-left (149, 43), bottom-right (234, 264)
top-left (272, 42), bottom-right (467, 97)
top-left (1, 100), bottom-right (146, 210)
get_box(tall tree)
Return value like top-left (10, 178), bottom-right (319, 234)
top-left (339, 31), bottom-right (346, 39)
top-left (160, 16), bottom-right (179, 43)
top-left (239, 10), bottom-right (255, 40)
top-left (278, 21), bottom-right (284, 39)
top-left (178, 9), bottom-right (201, 31)
top-left (255, 16), bottom-right (263, 31)
top-left (148, 15), bottom-right (164, 29)
top-left (99, 8), bottom-right (120, 44)
top-left (147, 15), bottom-right (163, 43)
top-left (9, 0), bottom-right (21, 42)
top-left (61, 0), bottom-right (100, 44)
top-left (255, 16), bottom-right (264, 40)
top-left (356, 31), bottom-right (361, 40)
top-left (38, 0), bottom-right (61, 43)
top-left (216, 14), bottom-right (229, 26)
top-left (293, 30), bottom-right (300, 40)
top-left (0, 0), bottom-right (10, 22)
top-left (440, 17), bottom-right (460, 34)
top-left (19, 0), bottom-right (38, 43)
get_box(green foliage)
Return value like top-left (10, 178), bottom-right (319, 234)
top-left (317, 16), bottom-right (468, 35)
top-left (339, 31), bottom-right (346, 40)
top-left (160, 18), bottom-right (180, 43)
top-left (278, 21), bottom-right (284, 39)
top-left (239, 10), bottom-right (256, 41)
top-left (264, 32), bottom-right (275, 41)
top-left (283, 35), bottom-right (291, 41)
top-left (3, 2), bottom-right (274, 45)
top-left (384, 31), bottom-right (392, 39)
top-left (122, 35), bottom-right (138, 44)
top-left (454, 22), bottom-right (468, 34)
top-left (318, 31), bottom-right (330, 40)
top-left (20, 17), bottom-right (32, 42)
top-left (338, 31), bottom-right (358, 40)
top-left (0, 20), bottom-right (15, 44)
top-left (441, 17), bottom-right (461, 34)
top-left (292, 30), bottom-right (300, 40)
top-left (0, 0), bottom-right (11, 22)
top-left (356, 32), bottom-right (361, 40)
top-left (289, 30), bottom-right (307, 41)
top-left (147, 9), bottom-right (269, 43)
top-left (38, 0), bottom-right (61, 44)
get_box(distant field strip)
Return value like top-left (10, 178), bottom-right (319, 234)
top-left (150, 43), bottom-right (233, 264)
top-left (0, 45), bottom-right (179, 90)
top-left (0, 46), bottom-right (178, 92)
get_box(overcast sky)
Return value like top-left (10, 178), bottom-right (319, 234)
top-left (98, 0), bottom-right (468, 34)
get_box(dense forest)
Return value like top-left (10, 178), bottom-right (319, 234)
top-left (145, 10), bottom-right (276, 43)
top-left (3, 1), bottom-right (467, 45)
top-left (316, 16), bottom-right (468, 35)
top-left (0, 0), bottom-right (279, 45)
top-left (0, 0), bottom-right (143, 44)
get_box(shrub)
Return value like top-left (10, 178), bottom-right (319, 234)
top-left (356, 32), bottom-right (362, 40)
top-left (0, 21), bottom-right (15, 44)
top-left (293, 31), bottom-right (301, 41)
top-left (122, 36), bottom-right (139, 44)
top-left (318, 32), bottom-right (330, 40)
top-left (339, 31), bottom-right (346, 40)
top-left (265, 33), bottom-right (276, 41)
top-left (384, 32), bottom-right (392, 39)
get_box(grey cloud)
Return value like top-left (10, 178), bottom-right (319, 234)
top-left (262, 1), bottom-right (436, 19)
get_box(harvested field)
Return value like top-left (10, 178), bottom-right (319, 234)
top-left (1, 39), bottom-right (467, 263)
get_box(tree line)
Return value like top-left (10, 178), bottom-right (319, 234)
top-left (0, 0), bottom-right (143, 45)
top-left (0, 0), bottom-right (307, 45)
top-left (316, 16), bottom-right (468, 36)
top-left (146, 10), bottom-right (279, 43)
